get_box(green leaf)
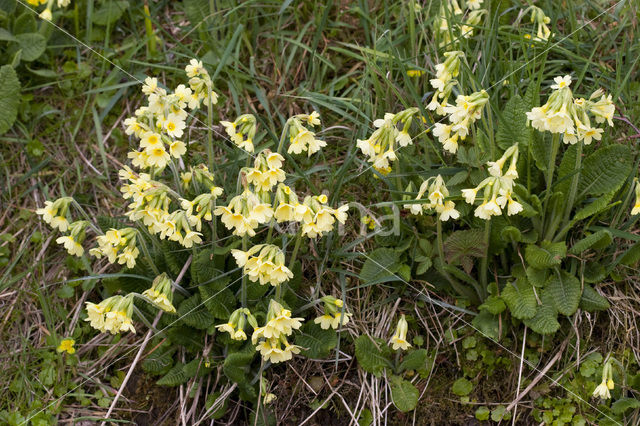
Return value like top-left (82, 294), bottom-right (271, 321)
top-left (619, 241), bottom-right (640, 266)
top-left (556, 144), bottom-right (578, 196)
top-left (500, 226), bottom-right (521, 242)
top-left (142, 348), bottom-right (175, 376)
top-left (390, 376), bottom-right (419, 412)
top-left (569, 230), bottom-right (612, 255)
top-left (14, 33), bottom-right (46, 61)
top-left (199, 278), bottom-right (236, 319)
top-left (0, 65), bottom-right (21, 135)
top-left (178, 294), bottom-right (215, 330)
top-left (451, 377), bottom-right (473, 396)
top-left (573, 192), bottom-right (614, 221)
top-left (530, 133), bottom-right (551, 171)
top-left (579, 145), bottom-right (632, 196)
top-left (472, 310), bottom-right (500, 341)
top-left (0, 28), bottom-right (16, 42)
top-left (398, 349), bottom-right (428, 373)
top-left (611, 397), bottom-right (640, 415)
top-left (526, 267), bottom-right (548, 287)
top-left (222, 348), bottom-right (255, 384)
top-left (295, 322), bottom-right (337, 359)
top-left (191, 248), bottom-right (218, 284)
top-left (355, 336), bottom-right (392, 377)
top-left (13, 12), bottom-right (37, 34)
top-left (358, 248), bottom-right (400, 284)
top-left (183, 0), bottom-right (210, 26)
top-left (444, 229), bottom-right (486, 273)
top-left (491, 405), bottom-right (511, 422)
top-left (579, 285), bottom-right (610, 312)
top-left (475, 406), bottom-right (491, 421)
top-left (358, 408), bottom-right (373, 426)
top-left (523, 290), bottom-right (560, 335)
top-left (157, 363), bottom-right (189, 387)
top-left (496, 94), bottom-right (529, 150)
top-left (478, 295), bottom-right (506, 315)
top-left (56, 284), bottom-right (74, 298)
top-left (92, 1), bottom-right (129, 26)
top-left (525, 241), bottom-right (566, 269)
top-left (547, 270), bottom-right (581, 316)
top-left (502, 278), bottom-right (537, 319)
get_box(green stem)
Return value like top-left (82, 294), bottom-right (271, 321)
top-left (479, 220), bottom-right (491, 292)
top-left (241, 235), bottom-right (247, 307)
top-left (288, 232), bottom-right (303, 271)
top-left (137, 232), bottom-right (160, 276)
top-left (544, 133), bottom-right (561, 203)
top-left (276, 120), bottom-right (291, 155)
top-left (206, 88), bottom-right (215, 174)
top-left (561, 140), bottom-right (583, 227)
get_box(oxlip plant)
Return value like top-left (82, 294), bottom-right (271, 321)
top-left (36, 60), bottom-right (354, 420)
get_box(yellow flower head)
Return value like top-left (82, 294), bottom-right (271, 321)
top-left (57, 338), bottom-right (76, 355)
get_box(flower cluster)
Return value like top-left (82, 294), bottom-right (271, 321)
top-left (526, 75), bottom-right (615, 145)
top-left (89, 227), bottom-right (140, 268)
top-left (124, 63), bottom-right (216, 170)
top-left (524, 5), bottom-right (552, 41)
top-left (244, 151), bottom-right (286, 193)
top-left (142, 273), bottom-right (176, 313)
top-left (119, 167), bottom-right (208, 248)
top-left (36, 197), bottom-right (93, 257)
top-left (390, 314), bottom-right (411, 351)
top-left (273, 184), bottom-right (300, 222)
top-left (214, 188), bottom-right (273, 237)
top-left (85, 295), bottom-right (136, 335)
top-left (231, 244), bottom-right (294, 287)
top-left (433, 89), bottom-right (489, 154)
top-left (297, 194), bottom-right (349, 238)
top-left (221, 114), bottom-right (256, 152)
top-left (461, 144), bottom-right (523, 219)
top-left (36, 197), bottom-right (73, 232)
top-left (252, 300), bottom-right (304, 364)
top-left (427, 51), bottom-right (464, 116)
top-left (314, 296), bottom-right (352, 330)
top-left (216, 308), bottom-right (258, 341)
top-left (404, 175), bottom-right (459, 221)
top-left (357, 108), bottom-right (420, 175)
top-left (180, 164), bottom-right (224, 195)
top-left (287, 112), bottom-right (326, 157)
top-left (435, 0), bottom-right (486, 47)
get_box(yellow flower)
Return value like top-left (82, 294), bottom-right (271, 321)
top-left (631, 179), bottom-right (640, 216)
top-left (390, 314), bottom-right (412, 351)
top-left (592, 380), bottom-right (610, 399)
top-left (314, 314), bottom-right (334, 330)
top-left (407, 69), bottom-right (424, 77)
top-left (142, 273), bottom-right (176, 313)
top-left (56, 235), bottom-right (84, 257)
top-left (85, 295), bottom-right (136, 335)
top-left (145, 146), bottom-right (171, 169)
top-left (331, 312), bottom-right (352, 329)
top-left (57, 338), bottom-right (75, 354)
top-left (39, 8), bottom-right (52, 21)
